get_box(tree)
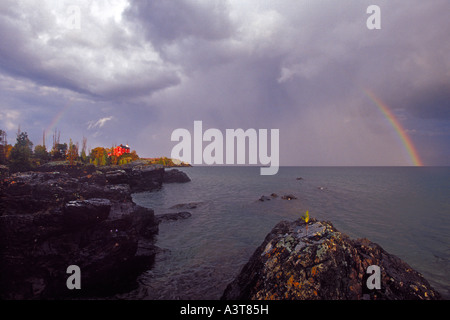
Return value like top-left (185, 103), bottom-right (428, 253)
top-left (89, 147), bottom-right (107, 166)
top-left (34, 144), bottom-right (49, 164)
top-left (80, 136), bottom-right (88, 163)
top-left (116, 149), bottom-right (139, 165)
top-left (108, 145), bottom-right (119, 165)
top-left (129, 150), bottom-right (139, 161)
top-left (9, 131), bottom-right (33, 172)
top-left (0, 129), bottom-right (7, 164)
top-left (51, 143), bottom-right (68, 160)
top-left (66, 139), bottom-right (79, 165)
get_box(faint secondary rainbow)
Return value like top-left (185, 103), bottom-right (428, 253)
top-left (44, 101), bottom-right (73, 140)
top-left (364, 89), bottom-right (424, 166)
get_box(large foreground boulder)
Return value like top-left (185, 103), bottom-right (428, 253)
top-left (222, 218), bottom-right (440, 300)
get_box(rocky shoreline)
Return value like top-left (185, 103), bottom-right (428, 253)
top-left (0, 162), bottom-right (191, 299)
top-left (0, 163), bottom-right (442, 300)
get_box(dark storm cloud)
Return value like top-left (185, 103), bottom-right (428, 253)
top-left (406, 85), bottom-right (450, 120)
top-left (123, 0), bottom-right (450, 165)
top-left (124, 0), bottom-right (233, 47)
top-left (0, 0), bottom-right (449, 165)
top-left (0, 1), bottom-right (182, 101)
top-left (0, 12), bottom-right (92, 96)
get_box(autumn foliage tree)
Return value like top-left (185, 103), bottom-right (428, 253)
top-left (66, 139), bottom-right (79, 165)
top-left (90, 147), bottom-right (107, 166)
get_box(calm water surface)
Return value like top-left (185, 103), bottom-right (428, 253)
top-left (116, 166), bottom-right (450, 299)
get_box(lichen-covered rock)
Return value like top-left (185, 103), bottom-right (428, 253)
top-left (222, 218), bottom-right (441, 300)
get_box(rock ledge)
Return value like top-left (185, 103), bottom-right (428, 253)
top-left (222, 218), bottom-right (441, 300)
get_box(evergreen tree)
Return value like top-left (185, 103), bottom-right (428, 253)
top-left (51, 143), bottom-right (68, 160)
top-left (9, 131), bottom-right (33, 172)
top-left (34, 144), bottom-right (49, 164)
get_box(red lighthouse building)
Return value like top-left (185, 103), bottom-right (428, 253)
top-left (109, 144), bottom-right (130, 157)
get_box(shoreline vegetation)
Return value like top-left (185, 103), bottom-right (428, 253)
top-left (0, 128), bottom-right (190, 177)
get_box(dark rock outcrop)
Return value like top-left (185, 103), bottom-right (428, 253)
top-left (34, 162), bottom-right (97, 178)
top-left (0, 198), bottom-right (158, 299)
top-left (0, 171), bottom-right (131, 216)
top-left (63, 199), bottom-right (112, 229)
top-left (98, 162), bottom-right (165, 192)
top-left (222, 218), bottom-right (441, 300)
top-left (162, 169), bottom-right (191, 184)
top-left (0, 161), bottom-right (191, 299)
top-left (128, 164), bottom-right (164, 192)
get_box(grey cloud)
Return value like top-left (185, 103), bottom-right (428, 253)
top-left (406, 85), bottom-right (450, 120)
top-left (0, 1), bottom-right (182, 101)
top-left (125, 0), bottom-right (233, 47)
top-left (1, 0), bottom-right (449, 166)
top-left (0, 15), bottom-right (90, 95)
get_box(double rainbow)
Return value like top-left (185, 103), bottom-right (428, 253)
top-left (364, 89), bottom-right (424, 166)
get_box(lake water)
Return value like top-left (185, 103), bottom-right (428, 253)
top-left (116, 166), bottom-right (450, 299)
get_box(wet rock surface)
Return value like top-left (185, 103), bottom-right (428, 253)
top-left (0, 163), bottom-right (190, 299)
top-left (169, 202), bottom-right (205, 210)
top-left (222, 218), bottom-right (441, 300)
top-left (156, 211), bottom-right (192, 223)
top-left (258, 193), bottom-right (297, 202)
top-left (162, 169), bottom-right (191, 184)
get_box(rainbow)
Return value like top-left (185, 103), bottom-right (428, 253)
top-left (44, 101), bottom-right (73, 141)
top-left (364, 89), bottom-right (424, 166)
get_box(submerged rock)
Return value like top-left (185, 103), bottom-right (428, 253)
top-left (222, 218), bottom-right (441, 300)
top-left (169, 202), bottom-right (205, 210)
top-left (156, 211), bottom-right (192, 223)
top-left (259, 196), bottom-right (272, 202)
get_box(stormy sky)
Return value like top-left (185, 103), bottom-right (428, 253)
top-left (0, 0), bottom-right (449, 166)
